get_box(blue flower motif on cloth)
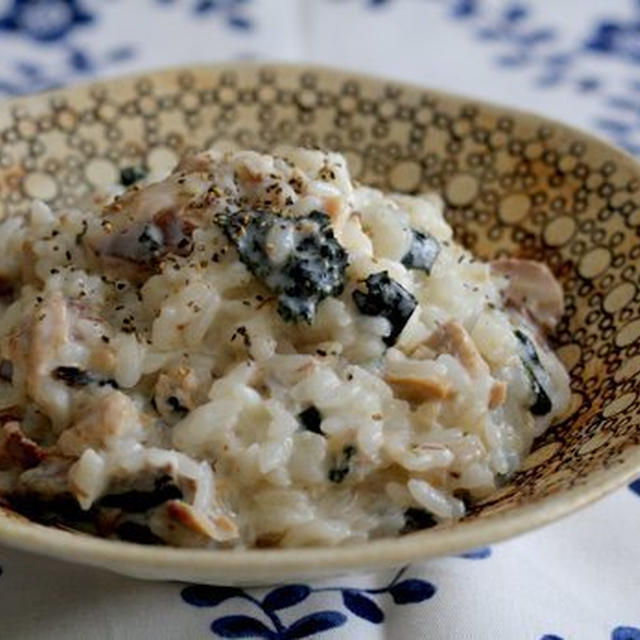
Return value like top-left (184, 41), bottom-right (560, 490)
top-left (0, 0), bottom-right (135, 96)
top-left (0, 0), bottom-right (93, 43)
top-left (613, 627), bottom-right (640, 640)
top-left (0, 44), bottom-right (135, 95)
top-left (601, 80), bottom-right (640, 155)
top-left (443, 0), bottom-right (640, 154)
top-left (585, 18), bottom-right (640, 62)
top-left (155, 0), bottom-right (253, 30)
top-left (448, 1), bottom-right (599, 90)
top-left (540, 627), bottom-right (640, 640)
top-left (457, 546), bottom-right (492, 559)
top-left (181, 566), bottom-right (436, 638)
top-left (629, 477), bottom-right (640, 495)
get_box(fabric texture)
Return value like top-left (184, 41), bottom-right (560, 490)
top-left (0, 1), bottom-right (638, 638)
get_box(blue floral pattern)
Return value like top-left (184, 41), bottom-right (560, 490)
top-left (181, 567), bottom-right (435, 638)
top-left (155, 0), bottom-right (253, 29)
top-left (446, 0), bottom-right (640, 154)
top-left (457, 546), bottom-right (492, 559)
top-left (542, 627), bottom-right (640, 640)
top-left (0, 0), bottom-right (93, 42)
top-left (0, 0), bottom-right (256, 97)
top-left (612, 627), bottom-right (640, 640)
top-left (586, 17), bottom-right (640, 62)
top-left (0, 1), bottom-right (635, 636)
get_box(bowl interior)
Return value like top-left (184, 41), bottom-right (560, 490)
top-left (0, 64), bottom-right (638, 582)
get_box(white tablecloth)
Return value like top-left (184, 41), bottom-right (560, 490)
top-left (0, 1), bottom-right (638, 638)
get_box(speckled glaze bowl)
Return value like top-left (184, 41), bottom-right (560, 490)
top-left (0, 64), bottom-right (638, 585)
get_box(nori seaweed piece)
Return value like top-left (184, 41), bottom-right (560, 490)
top-left (115, 521), bottom-right (163, 545)
top-left (352, 271), bottom-right (417, 346)
top-left (217, 209), bottom-right (348, 323)
top-left (298, 405), bottom-right (324, 435)
top-left (98, 475), bottom-right (183, 513)
top-left (328, 445), bottom-right (357, 483)
top-left (52, 366), bottom-right (118, 389)
top-left (401, 229), bottom-right (440, 275)
top-left (514, 330), bottom-right (552, 416)
top-left (401, 508), bottom-right (437, 533)
top-left (120, 166), bottom-right (147, 187)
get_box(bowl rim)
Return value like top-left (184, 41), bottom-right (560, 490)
top-left (0, 61), bottom-right (639, 578)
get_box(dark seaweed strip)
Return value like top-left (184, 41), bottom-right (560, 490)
top-left (401, 229), bottom-right (440, 275)
top-left (352, 271), bottom-right (417, 346)
top-left (217, 209), bottom-right (348, 323)
top-left (167, 395), bottom-right (189, 415)
top-left (298, 405), bottom-right (324, 435)
top-left (120, 166), bottom-right (147, 187)
top-left (52, 366), bottom-right (118, 389)
top-left (328, 445), bottom-right (357, 483)
top-left (522, 361), bottom-right (553, 416)
top-left (98, 475), bottom-right (183, 513)
top-left (514, 329), bottom-right (542, 366)
top-left (115, 521), bottom-right (163, 545)
top-left (401, 508), bottom-right (437, 534)
top-left (514, 330), bottom-right (552, 416)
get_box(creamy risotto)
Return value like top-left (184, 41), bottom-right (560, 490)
top-left (0, 147), bottom-right (570, 548)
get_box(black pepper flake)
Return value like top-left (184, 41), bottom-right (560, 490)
top-left (231, 325), bottom-right (251, 349)
top-left (352, 271), bottom-right (417, 347)
top-left (75, 220), bottom-right (88, 245)
top-left (101, 335), bottom-right (110, 343)
top-left (65, 250), bottom-right (72, 261)
top-left (298, 405), bottom-right (323, 435)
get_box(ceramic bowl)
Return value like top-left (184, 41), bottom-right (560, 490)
top-left (0, 64), bottom-right (638, 585)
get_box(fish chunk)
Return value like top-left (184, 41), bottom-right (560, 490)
top-left (57, 391), bottom-right (143, 457)
top-left (491, 258), bottom-right (564, 330)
